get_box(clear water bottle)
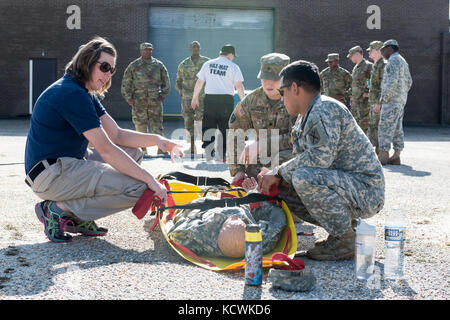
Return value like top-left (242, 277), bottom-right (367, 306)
top-left (355, 218), bottom-right (376, 280)
top-left (384, 207), bottom-right (406, 279)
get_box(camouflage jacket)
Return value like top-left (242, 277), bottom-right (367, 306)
top-left (380, 53), bottom-right (412, 104)
top-left (351, 59), bottom-right (372, 102)
top-left (176, 55), bottom-right (210, 98)
top-left (166, 197), bottom-right (286, 257)
top-left (368, 58), bottom-right (386, 106)
top-left (319, 66), bottom-right (352, 99)
top-left (279, 94), bottom-right (384, 189)
top-left (121, 57), bottom-right (170, 101)
top-left (228, 87), bottom-right (296, 176)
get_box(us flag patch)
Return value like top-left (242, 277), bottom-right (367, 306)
top-left (235, 103), bottom-right (245, 117)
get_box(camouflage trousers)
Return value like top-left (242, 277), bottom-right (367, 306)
top-left (351, 97), bottom-right (370, 134)
top-left (131, 96), bottom-right (163, 136)
top-left (245, 149), bottom-right (295, 178)
top-left (182, 95), bottom-right (204, 149)
top-left (368, 104), bottom-right (380, 148)
top-left (378, 102), bottom-right (405, 152)
top-left (278, 167), bottom-right (384, 237)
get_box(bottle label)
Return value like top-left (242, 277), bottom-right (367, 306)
top-left (384, 227), bottom-right (405, 241)
top-left (245, 242), bottom-right (262, 286)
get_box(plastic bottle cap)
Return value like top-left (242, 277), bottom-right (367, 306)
top-left (246, 224), bottom-right (260, 233)
top-left (355, 218), bottom-right (376, 235)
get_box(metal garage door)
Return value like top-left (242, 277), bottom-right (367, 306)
top-left (149, 6), bottom-right (274, 115)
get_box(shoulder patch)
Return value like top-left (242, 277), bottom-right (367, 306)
top-left (305, 121), bottom-right (327, 147)
top-left (229, 113), bottom-right (236, 124)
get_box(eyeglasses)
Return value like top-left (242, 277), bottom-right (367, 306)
top-left (277, 81), bottom-right (302, 97)
top-left (96, 61), bottom-right (116, 75)
top-left (277, 82), bottom-right (293, 97)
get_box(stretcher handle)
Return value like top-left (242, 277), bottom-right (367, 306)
top-left (160, 171), bottom-right (231, 187)
top-left (157, 193), bottom-right (280, 213)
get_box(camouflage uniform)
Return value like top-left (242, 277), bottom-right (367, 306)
top-left (319, 54), bottom-right (352, 105)
top-left (228, 53), bottom-right (295, 178)
top-left (166, 197), bottom-right (286, 257)
top-left (348, 46), bottom-right (373, 134)
top-left (367, 41), bottom-right (386, 149)
top-left (378, 42), bottom-right (412, 152)
top-left (277, 95), bottom-right (385, 237)
top-left (176, 54), bottom-right (210, 151)
top-left (121, 43), bottom-right (170, 139)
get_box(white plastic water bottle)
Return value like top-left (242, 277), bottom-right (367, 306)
top-left (384, 207), bottom-right (406, 279)
top-left (355, 218), bottom-right (376, 280)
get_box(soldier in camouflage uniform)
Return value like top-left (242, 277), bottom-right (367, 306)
top-left (319, 53), bottom-right (352, 105)
top-left (176, 41), bottom-right (210, 155)
top-left (166, 196), bottom-right (286, 258)
top-left (366, 41), bottom-right (386, 152)
top-left (227, 53), bottom-right (296, 183)
top-left (259, 60), bottom-right (385, 261)
top-left (121, 42), bottom-right (170, 155)
top-left (377, 40), bottom-right (412, 165)
top-left (347, 46), bottom-right (373, 134)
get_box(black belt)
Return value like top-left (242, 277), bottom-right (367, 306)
top-left (25, 158), bottom-right (58, 187)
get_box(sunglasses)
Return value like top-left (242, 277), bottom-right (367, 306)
top-left (277, 81), bottom-right (302, 96)
top-left (277, 82), bottom-right (293, 97)
top-left (96, 61), bottom-right (116, 75)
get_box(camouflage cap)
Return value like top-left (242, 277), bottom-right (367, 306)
top-left (366, 40), bottom-right (383, 51)
top-left (140, 42), bottom-right (153, 50)
top-left (257, 53), bottom-right (290, 80)
top-left (346, 45), bottom-right (363, 58)
top-left (381, 39), bottom-right (399, 49)
top-left (325, 53), bottom-right (340, 62)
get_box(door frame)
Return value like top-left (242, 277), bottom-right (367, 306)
top-left (29, 58), bottom-right (58, 114)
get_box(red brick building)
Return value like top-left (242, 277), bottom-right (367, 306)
top-left (1, 0), bottom-right (449, 124)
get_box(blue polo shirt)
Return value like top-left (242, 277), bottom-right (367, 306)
top-left (25, 73), bottom-right (106, 174)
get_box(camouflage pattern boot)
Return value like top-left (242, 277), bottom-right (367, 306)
top-left (306, 228), bottom-right (355, 261)
top-left (377, 150), bottom-right (390, 165)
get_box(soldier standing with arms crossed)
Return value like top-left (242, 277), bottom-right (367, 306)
top-left (227, 53), bottom-right (296, 184)
top-left (176, 41), bottom-right (210, 155)
top-left (121, 43), bottom-right (170, 155)
top-left (347, 46), bottom-right (373, 134)
top-left (367, 41), bottom-right (386, 154)
top-left (377, 40), bottom-right (412, 165)
top-left (319, 53), bottom-right (352, 106)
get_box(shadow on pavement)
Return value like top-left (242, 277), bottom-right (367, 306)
top-left (0, 218), bottom-right (186, 297)
top-left (384, 164), bottom-right (431, 177)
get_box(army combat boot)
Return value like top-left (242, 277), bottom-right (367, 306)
top-left (306, 227), bottom-right (355, 261)
top-left (387, 149), bottom-right (401, 165)
top-left (377, 150), bottom-right (390, 165)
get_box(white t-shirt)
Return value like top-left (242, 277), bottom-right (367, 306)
top-left (196, 56), bottom-right (244, 96)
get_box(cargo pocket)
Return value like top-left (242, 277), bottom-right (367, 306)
top-left (31, 160), bottom-right (62, 195)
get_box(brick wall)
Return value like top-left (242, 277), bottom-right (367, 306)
top-left (0, 0), bottom-right (448, 124)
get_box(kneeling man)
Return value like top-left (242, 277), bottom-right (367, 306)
top-left (259, 60), bottom-right (385, 261)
